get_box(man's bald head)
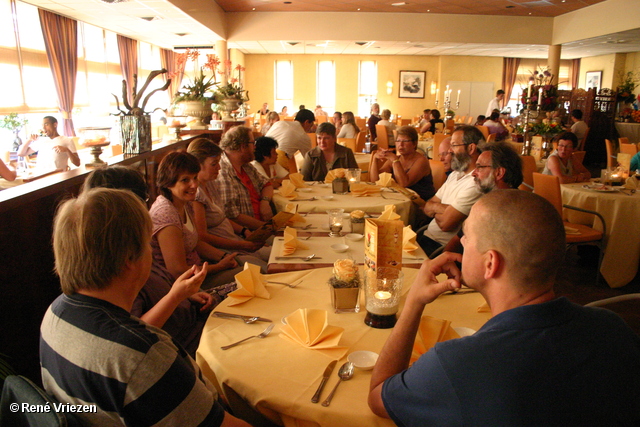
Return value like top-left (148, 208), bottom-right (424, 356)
top-left (467, 190), bottom-right (565, 290)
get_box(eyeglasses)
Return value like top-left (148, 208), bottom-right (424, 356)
top-left (558, 144), bottom-right (573, 149)
top-left (450, 142), bottom-right (469, 148)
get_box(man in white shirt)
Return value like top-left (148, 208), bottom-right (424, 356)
top-left (17, 116), bottom-right (80, 171)
top-left (485, 89), bottom-right (505, 117)
top-left (418, 125), bottom-right (484, 257)
top-left (569, 109), bottom-right (588, 149)
top-left (265, 108), bottom-right (315, 158)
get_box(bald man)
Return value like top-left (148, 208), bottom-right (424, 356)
top-left (369, 190), bottom-right (640, 426)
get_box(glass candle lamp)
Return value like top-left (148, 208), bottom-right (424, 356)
top-left (347, 168), bottom-right (361, 185)
top-left (327, 208), bottom-right (344, 237)
top-left (364, 267), bottom-right (404, 329)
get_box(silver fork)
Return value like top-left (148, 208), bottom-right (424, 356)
top-left (220, 324), bottom-right (275, 350)
top-left (266, 279), bottom-right (303, 288)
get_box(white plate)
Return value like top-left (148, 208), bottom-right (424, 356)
top-left (321, 195), bottom-right (334, 201)
top-left (453, 327), bottom-right (476, 337)
top-left (298, 187), bottom-right (313, 193)
top-left (318, 183), bottom-right (330, 188)
top-left (345, 233), bottom-right (364, 241)
top-left (348, 351), bottom-right (379, 370)
top-left (331, 243), bottom-right (349, 253)
top-left (582, 184), bottom-right (617, 193)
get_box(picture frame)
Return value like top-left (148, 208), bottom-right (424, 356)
top-left (399, 70), bottom-right (426, 99)
top-left (585, 71), bottom-right (602, 92)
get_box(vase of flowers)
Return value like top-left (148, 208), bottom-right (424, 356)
top-left (213, 62), bottom-right (249, 121)
top-left (328, 259), bottom-right (361, 313)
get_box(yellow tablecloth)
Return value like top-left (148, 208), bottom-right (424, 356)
top-left (196, 267), bottom-right (491, 427)
top-left (273, 185), bottom-right (414, 225)
top-left (561, 183), bottom-right (640, 288)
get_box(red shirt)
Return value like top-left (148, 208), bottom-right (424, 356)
top-left (236, 166), bottom-right (263, 219)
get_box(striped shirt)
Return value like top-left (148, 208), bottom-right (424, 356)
top-left (215, 152), bottom-right (270, 220)
top-left (40, 293), bottom-right (224, 426)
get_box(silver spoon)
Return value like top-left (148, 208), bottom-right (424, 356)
top-left (321, 362), bottom-right (354, 406)
top-left (220, 324), bottom-right (275, 350)
top-left (274, 254), bottom-right (319, 261)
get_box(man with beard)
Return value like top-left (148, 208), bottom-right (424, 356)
top-left (417, 125), bottom-right (483, 257)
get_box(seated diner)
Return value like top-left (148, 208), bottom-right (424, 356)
top-left (301, 122), bottom-right (358, 181)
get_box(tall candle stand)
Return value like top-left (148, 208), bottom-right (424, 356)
top-left (520, 97), bottom-right (540, 156)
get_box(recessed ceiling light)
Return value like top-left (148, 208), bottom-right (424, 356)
top-left (355, 42), bottom-right (367, 46)
top-left (392, 2), bottom-right (407, 5)
top-left (139, 16), bottom-right (161, 21)
top-left (174, 33), bottom-right (189, 37)
top-left (357, 8), bottom-right (361, 11)
top-left (284, 1), bottom-right (291, 4)
top-left (252, 7), bottom-right (255, 10)
top-left (528, 12), bottom-right (532, 15)
top-left (506, 5), bottom-right (515, 8)
top-left (287, 42), bottom-right (300, 46)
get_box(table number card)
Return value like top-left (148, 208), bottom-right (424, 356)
top-left (617, 152), bottom-right (631, 172)
top-left (531, 136), bottom-right (543, 161)
top-left (363, 218), bottom-right (403, 275)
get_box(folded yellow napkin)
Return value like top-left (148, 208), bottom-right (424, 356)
top-left (624, 176), bottom-right (638, 190)
top-left (403, 226), bottom-right (419, 255)
top-left (282, 226), bottom-right (309, 255)
top-left (564, 225), bottom-right (581, 235)
top-left (376, 172), bottom-right (396, 187)
top-left (284, 203), bottom-right (306, 224)
top-left (226, 263), bottom-right (271, 306)
top-left (325, 168), bottom-right (346, 183)
top-left (288, 172), bottom-right (308, 188)
top-left (279, 180), bottom-right (297, 199)
top-left (280, 308), bottom-right (348, 358)
top-left (350, 183), bottom-right (381, 197)
top-left (410, 315), bottom-right (460, 364)
top-left (379, 204), bottom-right (401, 220)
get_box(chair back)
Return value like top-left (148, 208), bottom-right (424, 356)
top-left (355, 117), bottom-right (366, 130)
top-left (316, 115), bottom-right (328, 124)
top-left (400, 119), bottom-right (411, 126)
top-left (0, 375), bottom-right (82, 426)
top-left (619, 143), bottom-right (637, 156)
top-left (283, 116), bottom-right (294, 121)
top-left (519, 155), bottom-right (536, 192)
top-left (467, 116), bottom-right (474, 124)
top-left (619, 136), bottom-right (630, 146)
top-left (486, 133), bottom-right (496, 143)
top-left (307, 133), bottom-right (317, 149)
top-left (532, 172), bottom-right (563, 216)
top-left (294, 150), bottom-right (305, 173)
top-left (375, 125), bottom-right (389, 149)
top-left (572, 150), bottom-right (586, 165)
top-left (355, 131), bottom-right (366, 153)
top-left (337, 138), bottom-right (356, 152)
top-left (433, 133), bottom-right (448, 159)
top-left (604, 139), bottom-right (614, 169)
top-left (429, 159), bottom-right (447, 191)
top-left (445, 119), bottom-right (455, 133)
top-left (434, 122), bottom-right (445, 133)
top-left (475, 125), bottom-right (489, 139)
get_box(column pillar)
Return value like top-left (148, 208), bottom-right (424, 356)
top-left (548, 45), bottom-right (562, 85)
top-left (216, 40), bottom-right (228, 84)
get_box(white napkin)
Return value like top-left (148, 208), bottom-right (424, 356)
top-left (288, 173), bottom-right (308, 188)
top-left (403, 226), bottom-right (419, 254)
top-left (379, 204), bottom-right (401, 220)
top-left (325, 168), bottom-right (346, 183)
top-left (282, 227), bottom-right (309, 255)
top-left (226, 263), bottom-right (271, 306)
top-left (280, 308), bottom-right (348, 358)
top-left (279, 180), bottom-right (297, 199)
top-left (376, 172), bottom-right (396, 187)
top-left (284, 203), bottom-right (306, 224)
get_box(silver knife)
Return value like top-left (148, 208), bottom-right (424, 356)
top-left (275, 256), bottom-right (322, 260)
top-left (213, 312), bottom-right (272, 323)
top-left (311, 360), bottom-right (337, 403)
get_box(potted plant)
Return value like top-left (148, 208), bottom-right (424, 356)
top-left (1, 113), bottom-right (28, 151)
top-left (213, 62), bottom-right (250, 121)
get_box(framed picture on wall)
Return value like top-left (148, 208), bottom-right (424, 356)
top-left (399, 70), bottom-right (426, 98)
top-left (585, 71), bottom-right (602, 92)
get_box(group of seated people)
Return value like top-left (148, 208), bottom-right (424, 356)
top-left (38, 118), bottom-right (640, 425)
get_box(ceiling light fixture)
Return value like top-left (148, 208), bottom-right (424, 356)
top-left (392, 2), bottom-right (407, 5)
top-left (100, 0), bottom-right (129, 3)
top-left (287, 41), bottom-right (300, 46)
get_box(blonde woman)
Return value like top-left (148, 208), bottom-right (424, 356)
top-left (337, 111), bottom-right (360, 138)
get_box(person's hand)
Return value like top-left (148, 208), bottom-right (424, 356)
top-left (241, 240), bottom-right (264, 251)
top-left (260, 201), bottom-right (274, 221)
top-left (188, 291), bottom-right (214, 312)
top-left (169, 262), bottom-right (208, 302)
top-left (52, 145), bottom-right (69, 154)
top-left (406, 252), bottom-right (462, 307)
top-left (29, 134), bottom-right (39, 142)
top-left (217, 252), bottom-right (239, 270)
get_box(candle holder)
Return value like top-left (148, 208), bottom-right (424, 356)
top-left (346, 168), bottom-right (361, 185)
top-left (328, 208), bottom-right (344, 237)
top-left (78, 127), bottom-right (111, 168)
top-left (167, 116), bottom-right (188, 141)
top-left (364, 267), bottom-right (404, 329)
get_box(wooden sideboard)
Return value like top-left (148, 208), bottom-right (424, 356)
top-left (0, 134), bottom-right (220, 383)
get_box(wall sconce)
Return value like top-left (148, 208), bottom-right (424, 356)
top-left (430, 81), bottom-right (437, 95)
top-left (386, 81), bottom-right (393, 95)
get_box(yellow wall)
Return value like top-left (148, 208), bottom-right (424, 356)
top-left (578, 54), bottom-right (620, 90)
top-left (244, 54), bottom-right (502, 119)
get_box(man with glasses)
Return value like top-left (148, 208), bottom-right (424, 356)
top-left (216, 126), bottom-right (274, 230)
top-left (417, 125), bottom-right (483, 257)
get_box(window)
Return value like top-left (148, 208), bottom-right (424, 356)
top-left (274, 60), bottom-right (293, 115)
top-left (358, 60), bottom-right (377, 117)
top-left (316, 61), bottom-right (335, 114)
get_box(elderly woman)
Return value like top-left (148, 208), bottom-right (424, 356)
top-left (83, 166), bottom-right (212, 356)
top-left (187, 138), bottom-right (270, 270)
top-left (337, 111), bottom-right (360, 138)
top-left (378, 109), bottom-right (397, 146)
top-left (301, 122), bottom-right (358, 181)
top-left (148, 151), bottom-right (244, 297)
top-left (542, 131), bottom-right (590, 183)
top-left (370, 126), bottom-right (436, 201)
top-left (250, 136), bottom-right (289, 188)
top-left (261, 111), bottom-right (280, 134)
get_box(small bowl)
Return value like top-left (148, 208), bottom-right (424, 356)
top-left (298, 188), bottom-right (313, 193)
top-left (348, 351), bottom-right (379, 370)
top-left (318, 183), bottom-right (330, 188)
top-left (345, 233), bottom-right (364, 241)
top-left (321, 195), bottom-right (334, 201)
top-left (331, 243), bottom-right (349, 253)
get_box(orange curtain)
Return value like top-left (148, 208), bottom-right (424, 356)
top-left (160, 48), bottom-right (185, 102)
top-left (502, 57), bottom-right (521, 110)
top-left (571, 59), bottom-right (581, 89)
top-left (117, 35), bottom-right (138, 107)
top-left (38, 9), bottom-right (77, 137)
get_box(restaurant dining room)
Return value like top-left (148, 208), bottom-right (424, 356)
top-left (1, 0), bottom-right (640, 425)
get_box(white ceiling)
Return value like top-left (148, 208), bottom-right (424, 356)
top-left (22, 0), bottom-right (640, 59)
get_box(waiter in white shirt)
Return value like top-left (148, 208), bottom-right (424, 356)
top-left (485, 89), bottom-right (505, 117)
top-left (17, 116), bottom-right (80, 171)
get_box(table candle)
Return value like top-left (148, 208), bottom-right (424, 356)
top-left (374, 291), bottom-right (392, 301)
top-left (435, 88), bottom-right (439, 103)
top-left (538, 87), bottom-right (543, 105)
top-left (528, 81), bottom-right (532, 98)
top-left (456, 90), bottom-right (460, 103)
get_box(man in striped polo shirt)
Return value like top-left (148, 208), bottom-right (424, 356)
top-left (40, 188), bottom-right (249, 426)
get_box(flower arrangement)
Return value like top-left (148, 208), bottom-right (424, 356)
top-left (172, 49), bottom-right (220, 104)
top-left (616, 71), bottom-right (639, 103)
top-left (533, 121), bottom-right (563, 138)
top-left (112, 69), bottom-right (170, 116)
top-left (520, 66), bottom-right (559, 112)
top-left (212, 61), bottom-right (249, 103)
top-left (0, 113), bottom-right (28, 133)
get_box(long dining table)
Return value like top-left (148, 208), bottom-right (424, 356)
top-left (272, 183), bottom-right (415, 225)
top-left (196, 267), bottom-right (491, 427)
top-left (561, 182), bottom-right (640, 288)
